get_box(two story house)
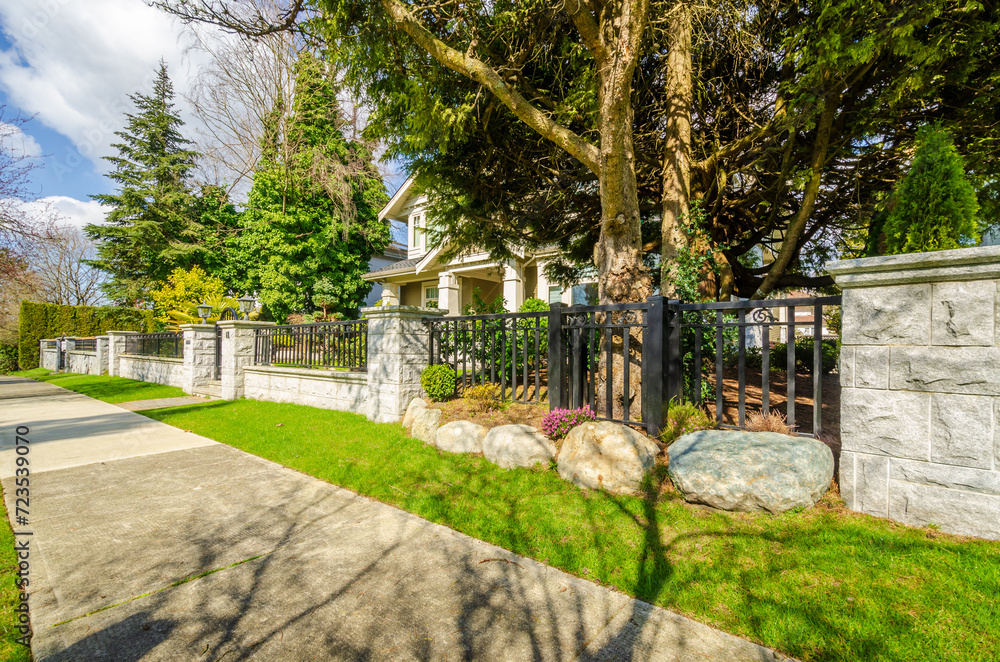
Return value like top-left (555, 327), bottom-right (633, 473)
top-left (363, 176), bottom-right (592, 314)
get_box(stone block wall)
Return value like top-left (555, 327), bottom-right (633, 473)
top-left (829, 245), bottom-right (1000, 540)
top-left (118, 355), bottom-right (185, 388)
top-left (66, 351), bottom-right (98, 375)
top-left (40, 346), bottom-right (59, 371)
top-left (244, 366), bottom-right (367, 412)
top-left (181, 324), bottom-right (217, 394)
top-left (217, 321), bottom-right (274, 400)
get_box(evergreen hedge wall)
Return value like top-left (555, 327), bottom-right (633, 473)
top-left (18, 301), bottom-right (156, 370)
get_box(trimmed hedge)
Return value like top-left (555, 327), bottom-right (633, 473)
top-left (0, 342), bottom-right (17, 374)
top-left (18, 301), bottom-right (156, 370)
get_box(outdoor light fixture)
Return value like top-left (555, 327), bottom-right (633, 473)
top-left (237, 295), bottom-right (255, 320)
top-left (196, 303), bottom-right (213, 324)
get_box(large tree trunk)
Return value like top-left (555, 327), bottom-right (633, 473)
top-left (660, 5), bottom-right (693, 298)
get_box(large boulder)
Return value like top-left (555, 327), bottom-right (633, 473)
top-left (557, 422), bottom-right (660, 495)
top-left (483, 425), bottom-right (556, 469)
top-left (668, 430), bottom-right (834, 514)
top-left (411, 407), bottom-right (442, 444)
top-left (402, 397), bottom-right (428, 428)
top-left (435, 421), bottom-right (488, 454)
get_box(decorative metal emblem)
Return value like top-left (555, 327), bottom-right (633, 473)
top-left (749, 307), bottom-right (778, 324)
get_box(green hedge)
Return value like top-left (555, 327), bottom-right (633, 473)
top-left (18, 301), bottom-right (156, 370)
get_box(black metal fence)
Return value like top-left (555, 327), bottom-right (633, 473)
top-left (42, 339), bottom-right (57, 349)
top-left (72, 338), bottom-right (97, 351)
top-left (254, 320), bottom-right (368, 371)
top-left (427, 312), bottom-right (548, 403)
top-left (425, 294), bottom-right (841, 438)
top-left (124, 332), bottom-right (183, 358)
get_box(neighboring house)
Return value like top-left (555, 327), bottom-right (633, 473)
top-left (362, 176), bottom-right (594, 314)
top-left (364, 241), bottom-right (408, 307)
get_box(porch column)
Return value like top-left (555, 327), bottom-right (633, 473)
top-left (502, 261), bottom-right (524, 312)
top-left (380, 282), bottom-right (399, 306)
top-left (438, 271), bottom-right (461, 316)
top-left (217, 321), bottom-right (275, 400)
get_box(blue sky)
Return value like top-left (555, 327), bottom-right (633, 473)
top-left (0, 0), bottom-right (405, 232)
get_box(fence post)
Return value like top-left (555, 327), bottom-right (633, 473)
top-left (180, 324), bottom-right (218, 395)
top-left (666, 299), bottom-right (683, 405)
top-left (547, 303), bottom-right (565, 410)
top-left (643, 296), bottom-right (666, 437)
top-left (217, 321), bottom-right (275, 400)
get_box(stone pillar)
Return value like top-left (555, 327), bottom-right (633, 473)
top-left (437, 271), bottom-right (461, 316)
top-left (502, 261), bottom-right (524, 312)
top-left (828, 244), bottom-right (1000, 541)
top-left (106, 331), bottom-right (138, 377)
top-left (180, 324), bottom-right (218, 395)
top-left (96, 336), bottom-right (109, 375)
top-left (380, 282), bottom-right (400, 306)
top-left (362, 305), bottom-right (445, 423)
top-left (217, 321), bottom-right (275, 400)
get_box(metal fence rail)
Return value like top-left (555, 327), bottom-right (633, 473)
top-left (254, 320), bottom-right (368, 371)
top-left (42, 339), bottom-right (57, 349)
top-left (427, 312), bottom-right (548, 403)
top-left (72, 338), bottom-right (97, 351)
top-left (124, 332), bottom-right (183, 358)
top-left (677, 296), bottom-right (842, 437)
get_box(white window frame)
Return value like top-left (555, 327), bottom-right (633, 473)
top-left (422, 282), bottom-right (439, 308)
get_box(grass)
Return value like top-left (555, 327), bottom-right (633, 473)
top-left (0, 488), bottom-right (31, 662)
top-left (11, 369), bottom-right (186, 403)
top-left (14, 373), bottom-right (1000, 661)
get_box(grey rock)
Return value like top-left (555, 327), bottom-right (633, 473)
top-left (411, 407), bottom-right (441, 444)
top-left (667, 430), bottom-right (834, 514)
top-left (556, 422), bottom-right (660, 495)
top-left (483, 425), bottom-right (556, 469)
top-left (435, 421), bottom-right (487, 454)
top-left (401, 397), bottom-right (428, 428)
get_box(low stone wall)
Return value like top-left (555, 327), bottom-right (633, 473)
top-left (40, 348), bottom-right (59, 371)
top-left (67, 351), bottom-right (98, 376)
top-left (829, 245), bottom-right (1000, 541)
top-left (117, 355), bottom-right (185, 388)
top-left (244, 365), bottom-right (367, 414)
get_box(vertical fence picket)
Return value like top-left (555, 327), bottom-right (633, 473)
top-left (814, 303), bottom-right (823, 437)
top-left (738, 308), bottom-right (746, 427)
top-left (787, 305), bottom-right (796, 429)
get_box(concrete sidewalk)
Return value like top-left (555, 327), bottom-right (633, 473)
top-left (0, 376), bottom-right (787, 661)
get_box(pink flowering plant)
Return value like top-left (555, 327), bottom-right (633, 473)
top-left (542, 405), bottom-right (597, 440)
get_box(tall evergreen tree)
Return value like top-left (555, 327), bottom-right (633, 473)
top-left (883, 126), bottom-right (981, 255)
top-left (86, 62), bottom-right (199, 305)
top-left (232, 52), bottom-right (389, 321)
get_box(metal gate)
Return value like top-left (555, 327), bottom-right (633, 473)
top-left (214, 308), bottom-right (240, 380)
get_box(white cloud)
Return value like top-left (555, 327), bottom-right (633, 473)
top-left (0, 121), bottom-right (41, 158)
top-left (0, 0), bottom-right (213, 168)
top-left (9, 195), bottom-right (110, 230)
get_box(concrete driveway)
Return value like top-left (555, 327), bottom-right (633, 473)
top-left (0, 376), bottom-right (786, 661)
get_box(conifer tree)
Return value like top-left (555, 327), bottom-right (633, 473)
top-left (883, 126), bottom-right (981, 255)
top-left (87, 62), bottom-right (199, 305)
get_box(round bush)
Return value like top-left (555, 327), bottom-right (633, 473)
top-left (421, 364), bottom-right (457, 401)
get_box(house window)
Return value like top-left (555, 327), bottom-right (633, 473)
top-left (548, 286), bottom-right (563, 304)
top-left (424, 285), bottom-right (439, 308)
top-left (412, 214), bottom-right (424, 252)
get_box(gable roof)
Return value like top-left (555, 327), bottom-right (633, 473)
top-left (379, 175), bottom-right (417, 221)
top-left (363, 256), bottom-right (421, 279)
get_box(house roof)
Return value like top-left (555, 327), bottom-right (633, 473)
top-left (363, 256), bottom-right (423, 279)
top-left (378, 176), bottom-right (417, 221)
top-left (384, 241), bottom-right (408, 260)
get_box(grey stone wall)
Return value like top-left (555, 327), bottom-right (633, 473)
top-left (218, 321), bottom-right (274, 400)
top-left (829, 245), bottom-right (1000, 540)
top-left (66, 351), bottom-right (98, 375)
top-left (244, 366), bottom-right (367, 413)
top-left (40, 346), bottom-right (59, 371)
top-left (118, 355), bottom-right (185, 387)
top-left (181, 324), bottom-right (217, 394)
top-left (362, 306), bottom-right (444, 423)
top-left (107, 331), bottom-right (138, 377)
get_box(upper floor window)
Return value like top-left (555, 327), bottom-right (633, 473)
top-left (411, 214), bottom-right (424, 252)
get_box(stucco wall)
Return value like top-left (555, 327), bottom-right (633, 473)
top-left (118, 355), bottom-right (185, 388)
top-left (244, 366), bottom-right (367, 413)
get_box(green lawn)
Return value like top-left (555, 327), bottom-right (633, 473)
top-left (12, 369), bottom-right (186, 403)
top-left (13, 373), bottom-right (1000, 661)
top-left (0, 489), bottom-right (31, 662)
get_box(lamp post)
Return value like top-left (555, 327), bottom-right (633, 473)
top-left (237, 295), bottom-right (255, 321)
top-left (196, 303), bottom-right (213, 324)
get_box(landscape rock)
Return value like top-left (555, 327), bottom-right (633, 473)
top-left (411, 407), bottom-right (442, 444)
top-left (483, 425), bottom-right (556, 469)
top-left (557, 422), bottom-right (660, 495)
top-left (668, 430), bottom-right (834, 514)
top-left (402, 397), bottom-right (428, 428)
top-left (435, 421), bottom-right (488, 454)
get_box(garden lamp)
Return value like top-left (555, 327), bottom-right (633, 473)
top-left (196, 303), bottom-right (213, 324)
top-left (237, 295), bottom-right (255, 320)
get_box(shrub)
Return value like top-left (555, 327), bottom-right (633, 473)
top-left (771, 338), bottom-right (839, 374)
top-left (744, 410), bottom-right (794, 435)
top-left (541, 406), bottom-right (596, 440)
top-left (660, 400), bottom-right (717, 445)
top-left (464, 383), bottom-right (501, 414)
top-left (0, 342), bottom-right (17, 373)
top-left (421, 364), bottom-right (456, 401)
